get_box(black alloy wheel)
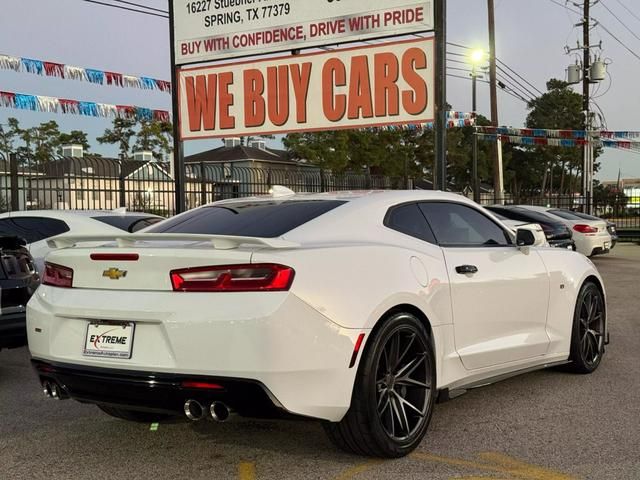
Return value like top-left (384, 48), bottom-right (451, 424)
top-left (376, 326), bottom-right (431, 441)
top-left (568, 281), bottom-right (606, 373)
top-left (323, 312), bottom-right (436, 457)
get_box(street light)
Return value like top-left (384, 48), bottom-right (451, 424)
top-left (469, 49), bottom-right (486, 203)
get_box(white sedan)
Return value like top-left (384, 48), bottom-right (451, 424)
top-left (0, 209), bottom-right (163, 273)
top-left (27, 191), bottom-right (607, 458)
top-left (516, 205), bottom-right (611, 257)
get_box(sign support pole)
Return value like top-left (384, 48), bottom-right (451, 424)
top-left (169, 0), bottom-right (186, 214)
top-left (434, 0), bottom-right (447, 191)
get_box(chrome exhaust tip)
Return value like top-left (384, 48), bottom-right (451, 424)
top-left (42, 381), bottom-right (53, 398)
top-left (209, 402), bottom-right (230, 422)
top-left (183, 399), bottom-right (205, 421)
top-left (50, 382), bottom-right (60, 400)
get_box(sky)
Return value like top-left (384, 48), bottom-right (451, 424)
top-left (1, 0), bottom-right (639, 181)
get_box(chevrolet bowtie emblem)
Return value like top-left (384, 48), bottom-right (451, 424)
top-left (102, 268), bottom-right (127, 280)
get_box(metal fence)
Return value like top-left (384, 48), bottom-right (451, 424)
top-left (0, 154), bottom-right (410, 217)
top-left (1, 153), bottom-right (638, 241)
top-left (476, 193), bottom-right (640, 240)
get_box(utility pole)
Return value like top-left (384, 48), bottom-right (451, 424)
top-left (472, 64), bottom-right (480, 203)
top-left (582, 0), bottom-right (593, 215)
top-left (487, 0), bottom-right (503, 204)
top-left (168, 0), bottom-right (186, 214)
top-left (434, 0), bottom-right (447, 191)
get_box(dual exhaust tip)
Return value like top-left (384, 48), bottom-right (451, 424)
top-left (184, 399), bottom-right (231, 422)
top-left (42, 380), bottom-right (64, 400)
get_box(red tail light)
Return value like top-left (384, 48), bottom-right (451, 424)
top-left (170, 263), bottom-right (295, 292)
top-left (573, 224), bottom-right (598, 234)
top-left (181, 381), bottom-right (224, 390)
top-left (42, 262), bottom-right (73, 288)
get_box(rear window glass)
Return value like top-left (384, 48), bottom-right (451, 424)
top-left (0, 217), bottom-right (70, 243)
top-left (548, 209), bottom-right (584, 221)
top-left (487, 207), bottom-right (559, 225)
top-left (92, 216), bottom-right (163, 232)
top-left (147, 200), bottom-right (346, 237)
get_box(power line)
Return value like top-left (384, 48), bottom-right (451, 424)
top-left (547, 0), bottom-right (583, 16)
top-left (596, 19), bottom-right (640, 61)
top-left (496, 66), bottom-right (537, 100)
top-left (111, 0), bottom-right (168, 14)
top-left (548, 0), bottom-right (640, 63)
top-left (446, 40), bottom-right (543, 97)
top-left (79, 0), bottom-right (169, 18)
top-left (447, 73), bottom-right (529, 104)
top-left (496, 73), bottom-right (534, 103)
top-left (496, 59), bottom-right (544, 96)
top-left (599, 0), bottom-right (640, 43)
top-left (612, 0), bottom-right (640, 24)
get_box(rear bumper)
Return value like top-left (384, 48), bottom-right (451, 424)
top-left (0, 311), bottom-right (27, 349)
top-left (27, 286), bottom-right (366, 421)
top-left (549, 238), bottom-right (575, 250)
top-left (32, 359), bottom-right (288, 418)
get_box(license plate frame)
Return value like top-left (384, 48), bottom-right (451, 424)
top-left (83, 321), bottom-right (135, 359)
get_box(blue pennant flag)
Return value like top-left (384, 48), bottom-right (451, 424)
top-left (14, 94), bottom-right (38, 111)
top-left (140, 77), bottom-right (157, 90)
top-left (135, 107), bottom-right (153, 121)
top-left (21, 58), bottom-right (43, 75)
top-left (78, 102), bottom-right (98, 116)
top-left (85, 69), bottom-right (105, 84)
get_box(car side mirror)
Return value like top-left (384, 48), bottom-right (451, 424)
top-left (516, 228), bottom-right (536, 247)
top-left (515, 224), bottom-right (548, 247)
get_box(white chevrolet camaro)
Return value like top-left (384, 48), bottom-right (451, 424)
top-left (27, 190), bottom-right (607, 458)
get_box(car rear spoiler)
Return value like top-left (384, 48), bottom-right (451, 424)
top-left (47, 233), bottom-right (299, 250)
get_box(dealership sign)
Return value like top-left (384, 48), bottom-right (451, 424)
top-left (173, 0), bottom-right (434, 64)
top-left (178, 38), bottom-right (434, 140)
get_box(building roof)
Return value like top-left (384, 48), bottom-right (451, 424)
top-left (185, 145), bottom-right (297, 165)
top-left (32, 156), bottom-right (170, 179)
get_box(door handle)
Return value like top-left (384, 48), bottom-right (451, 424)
top-left (455, 265), bottom-right (478, 274)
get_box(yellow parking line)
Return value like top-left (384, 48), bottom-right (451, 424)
top-left (333, 460), bottom-right (383, 480)
top-left (411, 452), bottom-right (577, 480)
top-left (478, 452), bottom-right (576, 480)
top-left (238, 461), bottom-right (256, 480)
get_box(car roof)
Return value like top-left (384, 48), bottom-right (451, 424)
top-left (0, 210), bottom-right (162, 220)
top-left (207, 189), bottom-right (476, 209)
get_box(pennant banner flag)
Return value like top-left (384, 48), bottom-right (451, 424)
top-left (476, 126), bottom-right (587, 139)
top-left (477, 132), bottom-right (640, 153)
top-left (0, 53), bottom-right (171, 93)
top-left (0, 90), bottom-right (170, 122)
top-left (365, 113), bottom-right (476, 132)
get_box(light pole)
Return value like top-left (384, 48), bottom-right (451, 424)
top-left (470, 50), bottom-right (485, 203)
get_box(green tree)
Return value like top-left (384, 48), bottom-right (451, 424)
top-left (133, 120), bottom-right (173, 160)
top-left (58, 130), bottom-right (91, 153)
top-left (0, 118), bottom-right (21, 161)
top-left (97, 118), bottom-right (137, 158)
top-left (514, 79), bottom-right (595, 196)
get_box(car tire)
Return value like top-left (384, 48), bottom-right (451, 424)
top-left (567, 281), bottom-right (606, 374)
top-left (323, 312), bottom-right (436, 458)
top-left (98, 405), bottom-right (172, 423)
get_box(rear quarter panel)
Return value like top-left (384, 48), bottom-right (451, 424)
top-left (252, 234), bottom-right (453, 331)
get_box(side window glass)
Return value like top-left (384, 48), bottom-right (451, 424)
top-left (385, 203), bottom-right (436, 244)
top-left (419, 202), bottom-right (511, 247)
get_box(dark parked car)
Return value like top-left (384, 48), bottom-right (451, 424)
top-left (549, 209), bottom-right (618, 249)
top-left (0, 236), bottom-right (40, 350)
top-left (485, 206), bottom-right (576, 250)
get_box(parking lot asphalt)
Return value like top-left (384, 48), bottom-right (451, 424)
top-left (1, 246), bottom-right (639, 480)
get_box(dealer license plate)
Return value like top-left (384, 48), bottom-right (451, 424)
top-left (83, 322), bottom-right (135, 359)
